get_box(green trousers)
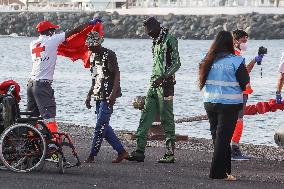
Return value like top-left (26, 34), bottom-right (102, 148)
top-left (136, 87), bottom-right (175, 153)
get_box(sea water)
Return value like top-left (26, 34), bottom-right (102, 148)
top-left (1, 37), bottom-right (284, 146)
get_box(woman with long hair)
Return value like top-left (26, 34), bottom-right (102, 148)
top-left (199, 31), bottom-right (249, 180)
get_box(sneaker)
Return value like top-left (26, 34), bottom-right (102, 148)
top-left (46, 143), bottom-right (59, 162)
top-left (231, 145), bottom-right (250, 161)
top-left (84, 155), bottom-right (95, 163)
top-left (45, 152), bottom-right (59, 162)
top-left (126, 150), bottom-right (145, 162)
top-left (158, 153), bottom-right (175, 163)
top-left (50, 153), bottom-right (59, 161)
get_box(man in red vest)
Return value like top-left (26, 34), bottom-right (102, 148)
top-left (231, 30), bottom-right (264, 160)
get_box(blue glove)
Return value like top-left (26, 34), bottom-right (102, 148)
top-left (89, 18), bottom-right (103, 25)
top-left (276, 92), bottom-right (282, 104)
top-left (255, 54), bottom-right (264, 64)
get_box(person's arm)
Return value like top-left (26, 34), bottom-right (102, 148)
top-left (236, 63), bottom-right (250, 91)
top-left (65, 18), bottom-right (102, 39)
top-left (108, 51), bottom-right (120, 107)
top-left (246, 58), bottom-right (256, 73)
top-left (65, 23), bottom-right (89, 39)
top-left (246, 54), bottom-right (264, 73)
top-left (275, 73), bottom-right (284, 104)
top-left (108, 68), bottom-right (120, 107)
top-left (163, 37), bottom-right (181, 77)
top-left (85, 78), bottom-right (95, 109)
top-left (276, 73), bottom-right (284, 93)
top-left (276, 59), bottom-right (284, 103)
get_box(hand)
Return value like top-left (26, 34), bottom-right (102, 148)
top-left (276, 92), bottom-right (282, 104)
top-left (85, 96), bottom-right (92, 109)
top-left (89, 18), bottom-right (103, 25)
top-left (255, 54), bottom-right (264, 64)
top-left (151, 76), bottom-right (164, 88)
top-left (107, 95), bottom-right (116, 107)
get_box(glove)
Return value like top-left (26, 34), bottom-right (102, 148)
top-left (255, 54), bottom-right (264, 65)
top-left (152, 76), bottom-right (164, 88)
top-left (276, 92), bottom-right (282, 104)
top-left (89, 18), bottom-right (103, 25)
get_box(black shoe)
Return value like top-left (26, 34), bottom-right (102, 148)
top-left (84, 155), bottom-right (95, 163)
top-left (126, 150), bottom-right (145, 162)
top-left (45, 143), bottom-right (59, 162)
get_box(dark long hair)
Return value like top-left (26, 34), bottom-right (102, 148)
top-left (198, 31), bottom-right (235, 90)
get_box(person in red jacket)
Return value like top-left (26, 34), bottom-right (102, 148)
top-left (231, 30), bottom-right (264, 160)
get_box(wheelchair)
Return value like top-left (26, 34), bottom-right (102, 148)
top-left (0, 85), bottom-right (81, 173)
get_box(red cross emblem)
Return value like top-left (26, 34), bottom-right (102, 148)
top-left (32, 43), bottom-right (45, 58)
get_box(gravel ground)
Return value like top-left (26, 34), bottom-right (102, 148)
top-left (0, 123), bottom-right (283, 189)
top-left (60, 123), bottom-right (284, 161)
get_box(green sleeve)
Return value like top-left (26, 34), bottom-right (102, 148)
top-left (163, 36), bottom-right (181, 78)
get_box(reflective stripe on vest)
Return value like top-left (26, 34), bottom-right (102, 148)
top-left (204, 91), bottom-right (243, 100)
top-left (206, 80), bottom-right (239, 87)
top-left (204, 54), bottom-right (244, 104)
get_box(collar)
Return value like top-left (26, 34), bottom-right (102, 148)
top-left (234, 48), bottom-right (241, 56)
top-left (216, 52), bottom-right (232, 59)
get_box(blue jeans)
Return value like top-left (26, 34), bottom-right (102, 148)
top-left (90, 100), bottom-right (124, 156)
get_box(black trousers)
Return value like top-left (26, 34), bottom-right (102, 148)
top-left (204, 102), bottom-right (242, 179)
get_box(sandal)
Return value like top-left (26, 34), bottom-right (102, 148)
top-left (224, 173), bottom-right (237, 181)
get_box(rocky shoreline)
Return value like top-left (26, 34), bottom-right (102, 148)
top-left (1, 11), bottom-right (284, 39)
top-left (59, 122), bottom-right (284, 162)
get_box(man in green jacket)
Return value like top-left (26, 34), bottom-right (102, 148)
top-left (127, 17), bottom-right (181, 163)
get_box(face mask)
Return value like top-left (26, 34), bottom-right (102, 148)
top-left (239, 42), bottom-right (247, 51)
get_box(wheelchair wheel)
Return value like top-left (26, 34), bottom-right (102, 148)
top-left (0, 123), bottom-right (46, 173)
